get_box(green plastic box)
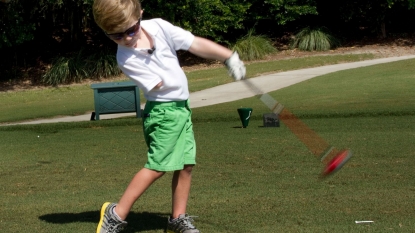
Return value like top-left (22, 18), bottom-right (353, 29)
top-left (90, 81), bottom-right (141, 120)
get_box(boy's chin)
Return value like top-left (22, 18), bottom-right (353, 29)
top-left (124, 42), bottom-right (136, 48)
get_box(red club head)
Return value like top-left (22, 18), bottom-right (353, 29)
top-left (322, 149), bottom-right (352, 177)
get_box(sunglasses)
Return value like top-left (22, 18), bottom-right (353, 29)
top-left (106, 18), bottom-right (141, 40)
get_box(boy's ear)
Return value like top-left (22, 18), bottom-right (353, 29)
top-left (141, 9), bottom-right (144, 16)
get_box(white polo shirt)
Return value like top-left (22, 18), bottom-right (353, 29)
top-left (116, 18), bottom-right (195, 102)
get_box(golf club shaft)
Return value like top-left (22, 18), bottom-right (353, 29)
top-left (243, 78), bottom-right (339, 163)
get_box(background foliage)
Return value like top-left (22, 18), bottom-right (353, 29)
top-left (290, 26), bottom-right (341, 51)
top-left (0, 0), bottom-right (415, 83)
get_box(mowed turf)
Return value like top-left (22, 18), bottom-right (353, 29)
top-left (1, 58), bottom-right (415, 232)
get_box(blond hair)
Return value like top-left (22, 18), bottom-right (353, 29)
top-left (93, 0), bottom-right (142, 33)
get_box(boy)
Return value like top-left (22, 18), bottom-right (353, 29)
top-left (92, 0), bottom-right (246, 232)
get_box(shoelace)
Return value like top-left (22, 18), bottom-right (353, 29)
top-left (106, 218), bottom-right (125, 233)
top-left (178, 215), bottom-right (198, 229)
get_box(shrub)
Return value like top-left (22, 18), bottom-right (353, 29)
top-left (232, 29), bottom-right (277, 61)
top-left (42, 48), bottom-right (120, 85)
top-left (86, 49), bottom-right (121, 79)
top-left (42, 57), bottom-right (72, 85)
top-left (290, 27), bottom-right (340, 51)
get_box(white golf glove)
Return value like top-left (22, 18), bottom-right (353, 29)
top-left (224, 52), bottom-right (246, 81)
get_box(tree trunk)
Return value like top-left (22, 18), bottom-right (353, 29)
top-left (381, 21), bottom-right (386, 38)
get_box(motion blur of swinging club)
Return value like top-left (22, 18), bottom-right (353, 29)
top-left (242, 78), bottom-right (352, 177)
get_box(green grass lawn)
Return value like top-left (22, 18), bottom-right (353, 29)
top-left (1, 56), bottom-right (415, 232)
top-left (1, 117), bottom-right (414, 232)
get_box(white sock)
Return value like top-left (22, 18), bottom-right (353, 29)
top-left (111, 205), bottom-right (123, 221)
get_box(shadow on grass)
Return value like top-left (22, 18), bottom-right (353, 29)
top-left (39, 211), bottom-right (169, 232)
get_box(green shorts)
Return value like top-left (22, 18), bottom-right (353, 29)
top-left (142, 100), bottom-right (196, 171)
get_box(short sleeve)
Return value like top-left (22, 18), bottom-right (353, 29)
top-left (152, 19), bottom-right (195, 51)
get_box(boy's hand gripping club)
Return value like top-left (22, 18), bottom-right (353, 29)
top-left (225, 52), bottom-right (246, 81)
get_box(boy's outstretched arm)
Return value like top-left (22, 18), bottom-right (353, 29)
top-left (188, 37), bottom-right (246, 80)
top-left (188, 37), bottom-right (232, 62)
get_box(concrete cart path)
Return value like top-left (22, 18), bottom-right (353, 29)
top-left (4, 55), bottom-right (415, 126)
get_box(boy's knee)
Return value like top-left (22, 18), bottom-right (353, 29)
top-left (183, 165), bottom-right (194, 173)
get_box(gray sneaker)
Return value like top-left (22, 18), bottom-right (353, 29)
top-left (96, 202), bottom-right (128, 233)
top-left (166, 214), bottom-right (200, 233)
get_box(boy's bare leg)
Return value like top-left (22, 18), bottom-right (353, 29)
top-left (115, 168), bottom-right (165, 220)
top-left (171, 165), bottom-right (193, 218)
